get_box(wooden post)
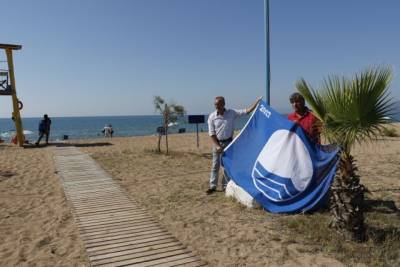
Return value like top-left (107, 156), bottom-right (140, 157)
top-left (196, 123), bottom-right (199, 148)
top-left (164, 104), bottom-right (169, 154)
top-left (5, 48), bottom-right (24, 147)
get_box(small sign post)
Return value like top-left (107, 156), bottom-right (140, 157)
top-left (188, 115), bottom-right (205, 148)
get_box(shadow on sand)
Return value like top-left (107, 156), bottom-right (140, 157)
top-left (368, 225), bottom-right (400, 243)
top-left (0, 171), bottom-right (16, 182)
top-left (23, 142), bottom-right (113, 149)
top-left (364, 199), bottom-right (399, 214)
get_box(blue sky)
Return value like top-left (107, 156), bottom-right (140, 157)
top-left (1, 0), bottom-right (399, 117)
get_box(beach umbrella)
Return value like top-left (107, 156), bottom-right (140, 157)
top-left (0, 129), bottom-right (34, 138)
top-left (23, 130), bottom-right (34, 135)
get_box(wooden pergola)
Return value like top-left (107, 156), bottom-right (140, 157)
top-left (0, 43), bottom-right (24, 146)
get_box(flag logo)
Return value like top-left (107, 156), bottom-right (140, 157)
top-left (252, 129), bottom-right (313, 201)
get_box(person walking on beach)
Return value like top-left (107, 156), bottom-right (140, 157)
top-left (35, 114), bottom-right (52, 146)
top-left (206, 96), bottom-right (262, 194)
top-left (287, 92), bottom-right (321, 144)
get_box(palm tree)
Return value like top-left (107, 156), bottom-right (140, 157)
top-left (296, 66), bottom-right (396, 241)
top-left (154, 96), bottom-right (186, 154)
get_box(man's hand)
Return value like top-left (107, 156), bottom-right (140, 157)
top-left (210, 135), bottom-right (223, 153)
top-left (246, 96), bottom-right (263, 114)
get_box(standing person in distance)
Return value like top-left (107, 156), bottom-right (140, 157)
top-left (206, 96), bottom-right (262, 194)
top-left (102, 124), bottom-right (114, 138)
top-left (35, 114), bottom-right (52, 146)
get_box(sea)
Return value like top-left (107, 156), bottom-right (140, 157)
top-left (0, 115), bottom-right (250, 142)
top-left (1, 112), bottom-right (399, 143)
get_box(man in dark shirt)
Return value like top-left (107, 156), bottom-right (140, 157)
top-left (35, 114), bottom-right (52, 146)
top-left (287, 93), bottom-right (321, 144)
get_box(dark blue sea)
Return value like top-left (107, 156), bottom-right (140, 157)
top-left (0, 115), bottom-right (250, 142)
top-left (1, 111), bottom-right (399, 142)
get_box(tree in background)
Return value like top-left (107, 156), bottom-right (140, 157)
top-left (153, 96), bottom-right (186, 154)
top-left (296, 66), bottom-right (396, 241)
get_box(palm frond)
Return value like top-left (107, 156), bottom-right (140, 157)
top-left (296, 66), bottom-right (395, 153)
top-left (295, 78), bottom-right (327, 121)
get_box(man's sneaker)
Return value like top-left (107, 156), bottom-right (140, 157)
top-left (206, 188), bottom-right (216, 195)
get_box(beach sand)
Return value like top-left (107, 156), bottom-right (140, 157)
top-left (0, 124), bottom-right (399, 266)
top-left (0, 145), bottom-right (87, 266)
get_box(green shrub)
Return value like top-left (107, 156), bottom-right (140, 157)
top-left (381, 127), bottom-right (399, 137)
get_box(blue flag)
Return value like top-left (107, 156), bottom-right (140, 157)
top-left (221, 101), bottom-right (340, 213)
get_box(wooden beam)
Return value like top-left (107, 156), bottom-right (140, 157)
top-left (0, 44), bottom-right (22, 50)
top-left (6, 49), bottom-right (24, 146)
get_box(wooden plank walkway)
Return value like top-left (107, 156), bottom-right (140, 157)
top-left (53, 146), bottom-right (205, 267)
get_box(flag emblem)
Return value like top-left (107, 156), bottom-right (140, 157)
top-left (252, 129), bottom-right (313, 201)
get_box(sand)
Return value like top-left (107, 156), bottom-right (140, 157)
top-left (0, 124), bottom-right (399, 266)
top-left (0, 145), bottom-right (87, 266)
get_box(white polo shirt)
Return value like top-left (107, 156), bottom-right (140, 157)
top-left (208, 108), bottom-right (247, 141)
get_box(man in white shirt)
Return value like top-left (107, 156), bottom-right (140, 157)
top-left (206, 96), bottom-right (262, 194)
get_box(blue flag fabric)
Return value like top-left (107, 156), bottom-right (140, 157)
top-left (221, 101), bottom-right (340, 213)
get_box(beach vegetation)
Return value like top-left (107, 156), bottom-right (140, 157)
top-left (296, 66), bottom-right (397, 241)
top-left (281, 210), bottom-right (400, 266)
top-left (380, 127), bottom-right (399, 137)
top-left (153, 96), bottom-right (186, 154)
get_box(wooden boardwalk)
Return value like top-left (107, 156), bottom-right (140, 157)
top-left (53, 146), bottom-right (205, 267)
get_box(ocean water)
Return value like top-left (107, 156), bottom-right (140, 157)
top-left (0, 115), bottom-right (250, 142)
top-left (1, 111), bottom-right (399, 142)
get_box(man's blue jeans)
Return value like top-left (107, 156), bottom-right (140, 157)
top-left (209, 139), bottom-right (232, 190)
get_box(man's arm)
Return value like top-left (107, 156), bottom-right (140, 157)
top-left (210, 135), bottom-right (223, 152)
top-left (311, 116), bottom-right (322, 144)
top-left (208, 114), bottom-right (222, 152)
top-left (245, 96), bottom-right (263, 114)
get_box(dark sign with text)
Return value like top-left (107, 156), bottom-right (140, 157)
top-left (188, 115), bottom-right (205, 124)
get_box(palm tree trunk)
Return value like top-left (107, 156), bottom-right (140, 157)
top-left (329, 153), bottom-right (366, 241)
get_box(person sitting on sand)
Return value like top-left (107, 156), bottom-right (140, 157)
top-left (287, 92), bottom-right (321, 144)
top-left (102, 124), bottom-right (114, 138)
top-left (206, 96), bottom-right (262, 194)
top-left (35, 114), bottom-right (51, 146)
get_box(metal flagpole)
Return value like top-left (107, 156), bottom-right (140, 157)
top-left (264, 0), bottom-right (271, 105)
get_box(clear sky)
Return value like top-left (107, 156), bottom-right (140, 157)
top-left (1, 0), bottom-right (399, 118)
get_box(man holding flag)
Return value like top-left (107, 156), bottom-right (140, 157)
top-left (287, 92), bottom-right (321, 144)
top-left (206, 96), bottom-right (262, 194)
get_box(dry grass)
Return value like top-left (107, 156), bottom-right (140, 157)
top-left (380, 127), bottom-right (399, 137)
top-left (280, 204), bottom-right (400, 267)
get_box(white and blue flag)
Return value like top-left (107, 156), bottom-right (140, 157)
top-left (222, 101), bottom-right (340, 213)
